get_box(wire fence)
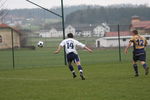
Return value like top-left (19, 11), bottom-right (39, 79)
top-left (0, 23), bottom-right (150, 70)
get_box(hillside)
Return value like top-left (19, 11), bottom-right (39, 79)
top-left (6, 5), bottom-right (97, 19)
top-left (65, 5), bottom-right (150, 25)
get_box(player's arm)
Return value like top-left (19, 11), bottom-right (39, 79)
top-left (124, 41), bottom-right (132, 54)
top-left (76, 40), bottom-right (93, 53)
top-left (54, 40), bottom-right (64, 54)
top-left (84, 46), bottom-right (93, 53)
top-left (54, 45), bottom-right (63, 54)
top-left (145, 39), bottom-right (148, 47)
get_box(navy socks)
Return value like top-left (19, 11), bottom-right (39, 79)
top-left (143, 64), bottom-right (147, 69)
top-left (133, 64), bottom-right (138, 74)
top-left (78, 65), bottom-right (83, 72)
top-left (69, 65), bottom-right (74, 72)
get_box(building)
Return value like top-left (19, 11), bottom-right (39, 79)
top-left (38, 24), bottom-right (111, 38)
top-left (49, 28), bottom-right (58, 37)
top-left (73, 24), bottom-right (96, 37)
top-left (82, 31), bottom-right (92, 37)
top-left (51, 28), bottom-right (63, 37)
top-left (96, 16), bottom-right (150, 48)
top-left (39, 30), bottom-right (51, 38)
top-left (38, 25), bottom-right (75, 38)
top-left (65, 25), bottom-right (76, 36)
top-left (0, 23), bottom-right (21, 49)
top-left (93, 25), bottom-right (105, 37)
top-left (93, 23), bottom-right (110, 37)
top-left (96, 31), bottom-right (150, 47)
top-left (130, 16), bottom-right (150, 34)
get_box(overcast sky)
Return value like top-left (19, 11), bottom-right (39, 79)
top-left (2, 0), bottom-right (150, 9)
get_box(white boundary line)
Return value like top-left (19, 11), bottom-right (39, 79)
top-left (0, 77), bottom-right (49, 81)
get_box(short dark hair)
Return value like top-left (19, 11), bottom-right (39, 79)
top-left (132, 30), bottom-right (138, 35)
top-left (67, 33), bottom-right (73, 38)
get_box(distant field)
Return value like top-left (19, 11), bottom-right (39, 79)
top-left (0, 47), bottom-right (133, 69)
top-left (27, 37), bottom-right (98, 47)
top-left (27, 37), bottom-right (62, 47)
top-left (0, 47), bottom-right (150, 100)
top-left (0, 47), bottom-right (149, 69)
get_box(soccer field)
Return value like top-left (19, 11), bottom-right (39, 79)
top-left (0, 48), bottom-right (150, 100)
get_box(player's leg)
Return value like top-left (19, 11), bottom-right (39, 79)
top-left (133, 61), bottom-right (139, 77)
top-left (75, 61), bottom-right (83, 73)
top-left (74, 54), bottom-right (85, 80)
top-left (140, 61), bottom-right (149, 75)
top-left (67, 54), bottom-right (77, 78)
top-left (132, 52), bottom-right (139, 76)
top-left (75, 61), bottom-right (82, 72)
top-left (75, 61), bottom-right (85, 80)
top-left (73, 54), bottom-right (83, 72)
top-left (139, 52), bottom-right (149, 75)
top-left (68, 62), bottom-right (77, 78)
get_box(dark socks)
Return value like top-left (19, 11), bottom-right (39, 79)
top-left (69, 65), bottom-right (76, 77)
top-left (133, 64), bottom-right (138, 75)
top-left (143, 63), bottom-right (149, 75)
top-left (78, 65), bottom-right (85, 80)
top-left (77, 65), bottom-right (83, 72)
top-left (69, 65), bottom-right (74, 72)
top-left (143, 64), bottom-right (147, 69)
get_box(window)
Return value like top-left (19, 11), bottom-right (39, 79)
top-left (123, 38), bottom-right (126, 41)
top-left (0, 35), bottom-right (2, 43)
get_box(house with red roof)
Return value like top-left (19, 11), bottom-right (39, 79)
top-left (96, 16), bottom-right (150, 47)
top-left (0, 23), bottom-right (21, 49)
top-left (105, 31), bottom-right (131, 37)
top-left (130, 16), bottom-right (150, 34)
top-left (96, 35), bottom-right (150, 47)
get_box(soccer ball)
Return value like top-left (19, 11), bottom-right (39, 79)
top-left (37, 41), bottom-right (44, 48)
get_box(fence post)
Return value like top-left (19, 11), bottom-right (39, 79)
top-left (61, 0), bottom-right (67, 65)
top-left (11, 29), bottom-right (15, 69)
top-left (26, 0), bottom-right (67, 65)
top-left (118, 24), bottom-right (122, 62)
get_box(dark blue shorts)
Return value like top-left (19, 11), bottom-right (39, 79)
top-left (133, 50), bottom-right (146, 62)
top-left (66, 52), bottom-right (80, 63)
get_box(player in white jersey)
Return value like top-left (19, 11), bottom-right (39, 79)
top-left (54, 33), bottom-right (92, 80)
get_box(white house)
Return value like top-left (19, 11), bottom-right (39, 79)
top-left (39, 28), bottom-right (63, 38)
top-left (96, 35), bottom-right (150, 47)
top-left (39, 25), bottom-right (75, 38)
top-left (102, 23), bottom-right (110, 32)
top-left (82, 31), bottom-right (92, 37)
top-left (65, 25), bottom-right (76, 36)
top-left (39, 30), bottom-right (51, 38)
top-left (93, 26), bottom-right (105, 37)
top-left (49, 28), bottom-right (62, 37)
top-left (93, 23), bottom-right (110, 37)
top-left (38, 24), bottom-right (111, 38)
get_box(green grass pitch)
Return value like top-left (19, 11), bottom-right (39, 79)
top-left (0, 48), bottom-right (150, 100)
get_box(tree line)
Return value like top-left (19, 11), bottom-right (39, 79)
top-left (65, 5), bottom-right (150, 25)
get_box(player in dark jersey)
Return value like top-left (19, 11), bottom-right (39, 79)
top-left (125, 30), bottom-right (149, 76)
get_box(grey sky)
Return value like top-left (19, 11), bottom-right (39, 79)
top-left (3, 0), bottom-right (150, 9)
